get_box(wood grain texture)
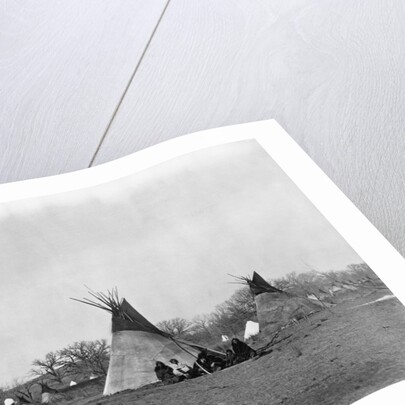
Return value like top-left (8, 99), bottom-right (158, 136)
top-left (93, 0), bottom-right (405, 256)
top-left (0, 0), bottom-right (167, 182)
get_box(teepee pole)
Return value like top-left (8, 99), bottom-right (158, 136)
top-left (169, 338), bottom-right (212, 375)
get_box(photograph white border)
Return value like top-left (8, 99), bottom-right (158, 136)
top-left (2, 119), bottom-right (405, 402)
top-left (1, 120), bottom-right (404, 307)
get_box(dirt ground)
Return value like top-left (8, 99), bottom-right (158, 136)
top-left (69, 289), bottom-right (405, 405)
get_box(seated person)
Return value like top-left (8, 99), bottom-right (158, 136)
top-left (169, 358), bottom-right (192, 378)
top-left (154, 361), bottom-right (184, 384)
top-left (190, 351), bottom-right (211, 377)
top-left (206, 353), bottom-right (226, 372)
top-left (225, 349), bottom-right (236, 367)
top-left (231, 338), bottom-right (256, 363)
top-left (192, 351), bottom-right (226, 375)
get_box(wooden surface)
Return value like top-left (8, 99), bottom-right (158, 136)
top-left (1, 0), bottom-right (405, 257)
top-left (0, 0), bottom-right (168, 181)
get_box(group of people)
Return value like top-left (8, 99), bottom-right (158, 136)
top-left (154, 359), bottom-right (193, 384)
top-left (154, 338), bottom-right (256, 385)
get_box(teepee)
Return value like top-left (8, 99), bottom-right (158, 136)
top-left (73, 289), bottom-right (202, 395)
top-left (240, 272), bottom-right (323, 335)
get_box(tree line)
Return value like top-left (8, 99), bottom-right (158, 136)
top-left (156, 263), bottom-right (381, 348)
top-left (2, 262), bottom-right (379, 400)
top-left (0, 339), bottom-right (109, 403)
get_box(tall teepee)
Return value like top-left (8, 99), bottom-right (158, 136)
top-left (72, 289), bottom-right (201, 395)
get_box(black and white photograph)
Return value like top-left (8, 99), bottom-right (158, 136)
top-left (2, 2), bottom-right (405, 404)
top-left (1, 125), bottom-right (405, 405)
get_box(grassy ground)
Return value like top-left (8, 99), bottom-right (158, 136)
top-left (64, 288), bottom-right (405, 405)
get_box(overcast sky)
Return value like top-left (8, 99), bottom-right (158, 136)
top-left (0, 140), bottom-right (362, 386)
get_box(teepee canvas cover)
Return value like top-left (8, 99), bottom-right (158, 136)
top-left (247, 272), bottom-right (323, 335)
top-left (73, 291), bottom-right (200, 395)
top-left (106, 299), bottom-right (201, 395)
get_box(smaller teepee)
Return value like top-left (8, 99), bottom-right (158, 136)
top-left (237, 272), bottom-right (323, 335)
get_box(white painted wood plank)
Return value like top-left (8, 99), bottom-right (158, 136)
top-left (0, 0), bottom-right (167, 183)
top-left (94, 0), bottom-right (405, 256)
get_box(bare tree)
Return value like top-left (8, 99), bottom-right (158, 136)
top-left (1, 378), bottom-right (37, 404)
top-left (14, 380), bottom-right (36, 404)
top-left (32, 352), bottom-right (67, 384)
top-left (58, 339), bottom-right (110, 378)
top-left (188, 314), bottom-right (216, 345)
top-left (191, 314), bottom-right (212, 332)
top-left (224, 287), bottom-right (256, 318)
top-left (32, 339), bottom-right (110, 384)
top-left (156, 317), bottom-right (192, 338)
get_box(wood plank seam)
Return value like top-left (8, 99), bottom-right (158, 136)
top-left (87, 0), bottom-right (172, 168)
